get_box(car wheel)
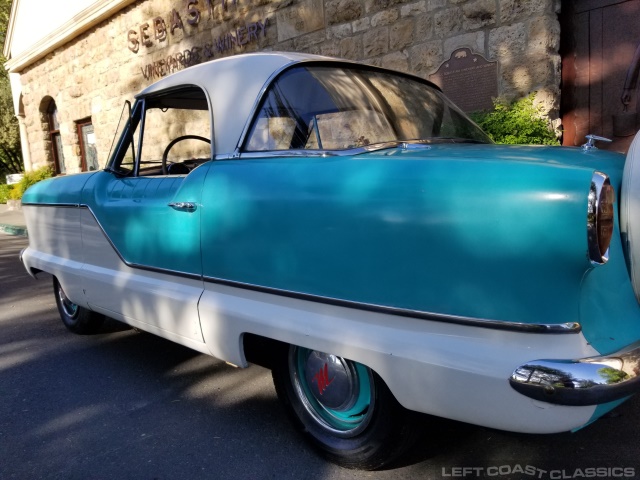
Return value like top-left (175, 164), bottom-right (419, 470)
top-left (53, 277), bottom-right (104, 334)
top-left (272, 345), bottom-right (419, 470)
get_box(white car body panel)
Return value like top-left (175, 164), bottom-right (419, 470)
top-left (20, 203), bottom-right (600, 434)
top-left (199, 282), bottom-right (599, 434)
top-left (79, 208), bottom-right (205, 344)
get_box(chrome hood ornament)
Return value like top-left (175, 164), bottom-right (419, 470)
top-left (582, 134), bottom-right (612, 151)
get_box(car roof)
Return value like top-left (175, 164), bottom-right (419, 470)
top-left (136, 52), bottom-right (346, 156)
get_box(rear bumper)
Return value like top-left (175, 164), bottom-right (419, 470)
top-left (19, 247), bottom-right (40, 278)
top-left (510, 341), bottom-right (640, 405)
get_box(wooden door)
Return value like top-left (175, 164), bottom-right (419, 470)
top-left (561, 0), bottom-right (640, 153)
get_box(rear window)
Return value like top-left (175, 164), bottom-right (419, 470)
top-left (244, 65), bottom-right (490, 152)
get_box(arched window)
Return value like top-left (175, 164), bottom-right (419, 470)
top-left (47, 100), bottom-right (66, 174)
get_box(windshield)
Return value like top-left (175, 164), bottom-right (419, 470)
top-left (244, 65), bottom-right (491, 152)
top-left (106, 100), bottom-right (141, 175)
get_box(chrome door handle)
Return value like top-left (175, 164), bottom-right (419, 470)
top-left (168, 202), bottom-right (197, 212)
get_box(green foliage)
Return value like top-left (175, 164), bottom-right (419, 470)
top-left (0, 0), bottom-right (9, 47)
top-left (470, 94), bottom-right (560, 146)
top-left (7, 166), bottom-right (53, 201)
top-left (0, 182), bottom-right (13, 203)
top-left (1, 0), bottom-right (24, 177)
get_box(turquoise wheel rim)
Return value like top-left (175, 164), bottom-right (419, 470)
top-left (289, 346), bottom-right (375, 437)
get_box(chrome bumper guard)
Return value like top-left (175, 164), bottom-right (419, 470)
top-left (509, 341), bottom-right (640, 406)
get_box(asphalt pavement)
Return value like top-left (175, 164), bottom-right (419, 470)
top-left (1, 232), bottom-right (640, 479)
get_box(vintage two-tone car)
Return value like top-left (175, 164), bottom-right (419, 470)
top-left (20, 52), bottom-right (640, 469)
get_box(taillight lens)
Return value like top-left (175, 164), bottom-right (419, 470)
top-left (588, 172), bottom-right (615, 264)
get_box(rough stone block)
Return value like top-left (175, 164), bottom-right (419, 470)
top-left (409, 40), bottom-right (443, 77)
top-left (321, 40), bottom-right (342, 57)
top-left (527, 14), bottom-right (560, 54)
top-left (326, 0), bottom-right (363, 25)
top-left (276, 0), bottom-right (325, 41)
top-left (401, 1), bottom-right (426, 17)
top-left (352, 17), bottom-right (371, 33)
top-left (500, 54), bottom-right (560, 95)
top-left (366, 57), bottom-right (383, 67)
top-left (381, 51), bottom-right (409, 72)
top-left (415, 14), bottom-right (433, 38)
top-left (327, 24), bottom-right (353, 40)
top-left (488, 23), bottom-right (526, 59)
top-left (294, 30), bottom-right (327, 49)
top-left (434, 7), bottom-right (463, 38)
top-left (340, 35), bottom-right (363, 59)
top-left (372, 9), bottom-right (399, 27)
top-left (363, 26), bottom-right (389, 57)
top-left (427, 0), bottom-right (447, 11)
top-left (463, 0), bottom-right (496, 30)
top-left (390, 17), bottom-right (415, 51)
top-left (500, 0), bottom-right (550, 23)
top-left (365, 0), bottom-right (404, 15)
top-left (533, 85), bottom-right (560, 118)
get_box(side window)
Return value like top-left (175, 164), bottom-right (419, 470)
top-left (139, 104), bottom-right (211, 176)
top-left (110, 87), bottom-right (212, 176)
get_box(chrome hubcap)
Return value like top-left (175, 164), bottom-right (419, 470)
top-left (290, 347), bottom-right (375, 437)
top-left (303, 351), bottom-right (358, 410)
top-left (57, 284), bottom-right (79, 318)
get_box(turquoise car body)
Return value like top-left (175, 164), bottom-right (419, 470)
top-left (24, 144), bottom-right (639, 354)
top-left (20, 53), bottom-right (640, 439)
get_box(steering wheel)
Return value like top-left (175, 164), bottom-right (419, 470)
top-left (162, 135), bottom-right (211, 175)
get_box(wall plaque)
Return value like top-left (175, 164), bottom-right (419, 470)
top-left (429, 48), bottom-right (498, 113)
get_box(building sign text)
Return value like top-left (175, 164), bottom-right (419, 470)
top-left (128, 0), bottom-right (247, 53)
top-left (140, 20), bottom-right (267, 81)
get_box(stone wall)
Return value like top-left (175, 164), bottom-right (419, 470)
top-left (18, 0), bottom-right (562, 173)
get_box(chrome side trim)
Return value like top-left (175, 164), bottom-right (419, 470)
top-left (25, 202), bottom-right (583, 334)
top-left (234, 143), bottom-right (407, 159)
top-left (21, 202), bottom-right (80, 208)
top-left (230, 141), bottom-right (441, 160)
top-left (510, 341), bottom-right (640, 405)
top-left (587, 171), bottom-right (611, 265)
top-left (202, 275), bottom-right (581, 334)
top-left (125, 261), bottom-right (202, 281)
top-left (237, 150), bottom-right (341, 158)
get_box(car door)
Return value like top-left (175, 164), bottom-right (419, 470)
top-left (80, 89), bottom-right (213, 343)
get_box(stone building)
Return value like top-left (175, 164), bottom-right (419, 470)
top-left (2, 0), bottom-right (635, 174)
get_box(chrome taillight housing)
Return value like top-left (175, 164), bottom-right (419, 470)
top-left (588, 171), bottom-right (615, 265)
